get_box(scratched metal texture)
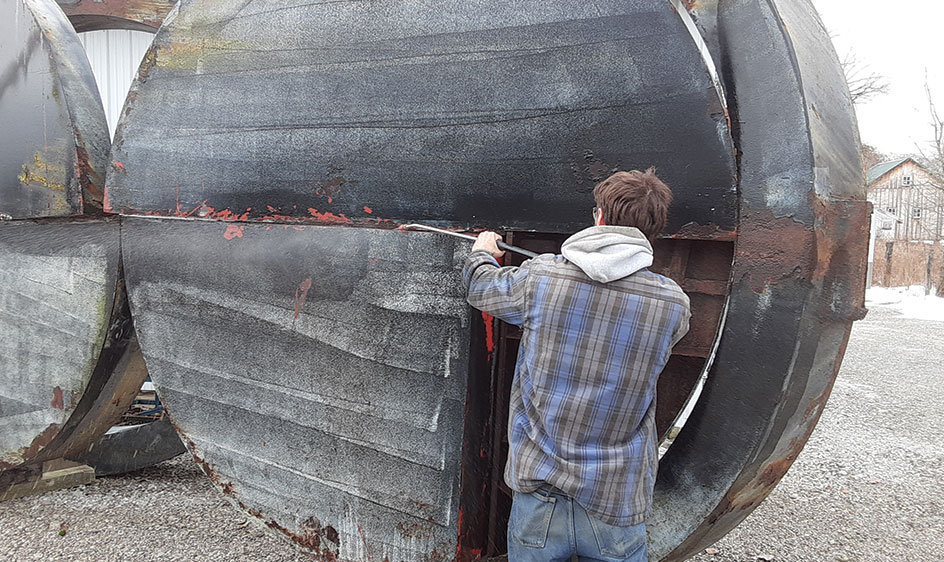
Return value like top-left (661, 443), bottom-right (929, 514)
top-left (0, 0), bottom-right (109, 219)
top-left (106, 0), bottom-right (736, 235)
top-left (0, 219), bottom-right (120, 468)
top-left (121, 217), bottom-right (471, 561)
top-left (647, 1), bottom-right (869, 559)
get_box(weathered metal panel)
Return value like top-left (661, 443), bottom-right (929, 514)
top-left (647, 1), bottom-right (869, 559)
top-left (0, 0), bottom-right (109, 219)
top-left (0, 219), bottom-right (121, 468)
top-left (0, 1), bottom-right (138, 476)
top-left (121, 217), bottom-right (470, 561)
top-left (106, 0), bottom-right (736, 236)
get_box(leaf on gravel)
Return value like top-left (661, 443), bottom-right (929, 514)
top-left (705, 547), bottom-right (720, 555)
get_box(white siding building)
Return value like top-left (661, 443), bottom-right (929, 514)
top-left (78, 29), bottom-right (154, 139)
top-left (867, 158), bottom-right (944, 242)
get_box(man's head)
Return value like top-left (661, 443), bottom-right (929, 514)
top-left (592, 168), bottom-right (672, 240)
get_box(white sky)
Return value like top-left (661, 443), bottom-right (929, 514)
top-left (811, 0), bottom-right (944, 157)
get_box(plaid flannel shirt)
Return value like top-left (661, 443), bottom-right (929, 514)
top-left (463, 249), bottom-right (690, 526)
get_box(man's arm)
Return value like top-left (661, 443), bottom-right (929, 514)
top-left (462, 233), bottom-right (530, 326)
top-left (670, 296), bottom-right (692, 348)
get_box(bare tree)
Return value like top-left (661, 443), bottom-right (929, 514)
top-left (916, 78), bottom-right (944, 178)
top-left (860, 143), bottom-right (889, 171)
top-left (841, 52), bottom-right (890, 104)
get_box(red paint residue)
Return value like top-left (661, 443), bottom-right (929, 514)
top-left (481, 312), bottom-right (495, 353)
top-left (210, 208), bottom-right (251, 221)
top-left (50, 386), bottom-right (64, 410)
top-left (307, 208), bottom-right (352, 224)
top-left (112, 161), bottom-right (125, 171)
top-left (363, 206), bottom-right (373, 214)
top-left (314, 176), bottom-right (346, 201)
top-left (356, 525), bottom-right (372, 560)
top-left (102, 187), bottom-right (113, 213)
top-left (139, 201), bottom-right (399, 228)
top-left (293, 278), bottom-right (313, 320)
top-left (455, 507), bottom-right (484, 561)
top-left (223, 224), bottom-right (245, 240)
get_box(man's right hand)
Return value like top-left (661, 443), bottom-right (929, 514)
top-left (472, 231), bottom-right (506, 260)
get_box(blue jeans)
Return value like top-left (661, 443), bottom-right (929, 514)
top-left (507, 489), bottom-right (647, 562)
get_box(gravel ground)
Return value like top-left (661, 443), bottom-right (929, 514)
top-left (689, 305), bottom-right (944, 562)
top-left (1, 304), bottom-right (941, 561)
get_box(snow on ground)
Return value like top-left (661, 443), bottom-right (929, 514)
top-left (866, 285), bottom-right (944, 321)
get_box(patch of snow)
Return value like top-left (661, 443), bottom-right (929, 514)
top-left (866, 285), bottom-right (944, 321)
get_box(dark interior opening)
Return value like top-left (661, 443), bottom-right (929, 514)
top-left (458, 232), bottom-right (735, 561)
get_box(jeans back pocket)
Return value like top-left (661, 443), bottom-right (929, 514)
top-left (509, 491), bottom-right (557, 548)
top-left (587, 516), bottom-right (646, 559)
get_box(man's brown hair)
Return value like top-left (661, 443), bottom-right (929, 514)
top-left (592, 168), bottom-right (672, 240)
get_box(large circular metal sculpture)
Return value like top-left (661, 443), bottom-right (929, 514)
top-left (0, 0), bottom-right (142, 473)
top-left (0, 0), bottom-right (869, 559)
top-left (90, 0), bottom-right (865, 561)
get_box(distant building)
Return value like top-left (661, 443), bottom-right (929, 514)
top-left (866, 158), bottom-right (944, 242)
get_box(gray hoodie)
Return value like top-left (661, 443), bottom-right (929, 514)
top-left (560, 225), bottom-right (653, 283)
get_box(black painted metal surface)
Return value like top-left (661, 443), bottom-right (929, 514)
top-left (648, 1), bottom-right (869, 559)
top-left (70, 418), bottom-right (186, 476)
top-left (0, 219), bottom-right (122, 468)
top-left (122, 217), bottom-right (470, 560)
top-left (0, 0), bottom-right (138, 476)
top-left (107, 0), bottom-right (736, 235)
top-left (0, 0), bottom-right (109, 219)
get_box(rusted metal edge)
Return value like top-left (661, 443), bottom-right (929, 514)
top-left (680, 0), bottom-right (722, 72)
top-left (26, 0), bottom-right (110, 214)
top-left (648, 0), bottom-right (868, 559)
top-left (55, 0), bottom-right (176, 32)
top-left (35, 286), bottom-right (140, 465)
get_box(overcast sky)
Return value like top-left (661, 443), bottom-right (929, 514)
top-left (811, 0), bottom-right (944, 158)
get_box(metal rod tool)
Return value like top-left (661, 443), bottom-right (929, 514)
top-left (399, 224), bottom-right (539, 259)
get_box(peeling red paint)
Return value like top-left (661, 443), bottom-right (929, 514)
top-left (50, 386), bottom-right (65, 410)
top-left (223, 224), bottom-right (245, 240)
top-left (307, 208), bottom-right (352, 224)
top-left (102, 186), bottom-right (113, 213)
top-left (363, 206), bottom-right (373, 214)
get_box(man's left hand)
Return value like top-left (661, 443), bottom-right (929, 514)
top-left (472, 231), bottom-right (505, 260)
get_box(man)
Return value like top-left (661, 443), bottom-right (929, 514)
top-left (462, 169), bottom-right (691, 562)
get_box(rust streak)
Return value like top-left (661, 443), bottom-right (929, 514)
top-left (293, 278), bottom-right (313, 320)
top-left (50, 386), bottom-right (65, 410)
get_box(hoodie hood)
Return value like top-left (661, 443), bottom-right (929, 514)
top-left (560, 226), bottom-right (653, 283)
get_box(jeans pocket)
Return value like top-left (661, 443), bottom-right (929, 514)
top-left (510, 491), bottom-right (557, 548)
top-left (587, 516), bottom-right (646, 559)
